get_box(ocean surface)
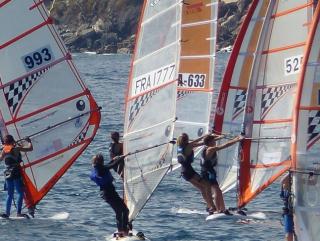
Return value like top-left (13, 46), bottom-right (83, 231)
top-left (0, 53), bottom-right (284, 241)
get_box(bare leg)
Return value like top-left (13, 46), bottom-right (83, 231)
top-left (189, 175), bottom-right (215, 211)
top-left (211, 184), bottom-right (225, 212)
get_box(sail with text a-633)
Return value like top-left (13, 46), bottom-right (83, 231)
top-left (172, 0), bottom-right (218, 166)
top-left (237, 0), bottom-right (313, 208)
top-left (213, 0), bottom-right (269, 193)
top-left (0, 0), bottom-right (101, 207)
top-left (123, 0), bottom-right (182, 221)
top-left (292, 3), bottom-right (320, 240)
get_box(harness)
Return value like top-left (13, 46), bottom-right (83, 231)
top-left (201, 148), bottom-right (217, 173)
top-left (2, 145), bottom-right (22, 180)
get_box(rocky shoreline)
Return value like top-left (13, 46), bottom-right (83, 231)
top-left (45, 0), bottom-right (251, 54)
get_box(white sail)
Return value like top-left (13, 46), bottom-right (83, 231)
top-left (214, 0), bottom-right (271, 193)
top-left (123, 0), bottom-right (182, 221)
top-left (292, 3), bottom-right (320, 240)
top-left (172, 0), bottom-right (218, 166)
top-left (237, 0), bottom-right (313, 207)
top-left (0, 0), bottom-right (100, 207)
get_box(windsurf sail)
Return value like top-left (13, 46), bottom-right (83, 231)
top-left (237, 0), bottom-right (313, 208)
top-left (173, 0), bottom-right (218, 166)
top-left (213, 0), bottom-right (269, 193)
top-left (292, 3), bottom-right (320, 240)
top-left (0, 0), bottom-right (101, 207)
top-left (123, 0), bottom-right (182, 221)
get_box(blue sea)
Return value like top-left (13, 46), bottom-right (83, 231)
top-left (0, 53), bottom-right (284, 241)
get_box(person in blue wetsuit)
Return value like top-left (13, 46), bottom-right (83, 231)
top-left (0, 134), bottom-right (33, 218)
top-left (90, 153), bottom-right (130, 237)
top-left (201, 134), bottom-right (243, 214)
top-left (177, 133), bottom-right (216, 214)
top-left (280, 173), bottom-right (294, 241)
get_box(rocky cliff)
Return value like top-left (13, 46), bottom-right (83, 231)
top-left (44, 0), bottom-right (252, 53)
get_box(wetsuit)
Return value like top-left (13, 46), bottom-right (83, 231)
top-left (90, 165), bottom-right (129, 232)
top-left (177, 146), bottom-right (197, 181)
top-left (200, 148), bottom-right (218, 185)
top-left (109, 142), bottom-right (124, 179)
top-left (2, 145), bottom-right (24, 216)
top-left (280, 187), bottom-right (294, 235)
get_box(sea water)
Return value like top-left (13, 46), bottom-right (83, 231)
top-left (0, 53), bottom-right (284, 241)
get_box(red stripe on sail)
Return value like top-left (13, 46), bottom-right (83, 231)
top-left (0, 17), bottom-right (53, 50)
top-left (262, 42), bottom-right (305, 54)
top-left (30, 0), bottom-right (44, 10)
top-left (214, 0), bottom-right (259, 131)
top-left (0, 54), bottom-right (71, 90)
top-left (253, 118), bottom-right (292, 124)
top-left (6, 90), bottom-right (90, 125)
top-left (0, 0), bottom-right (11, 8)
top-left (272, 2), bottom-right (314, 18)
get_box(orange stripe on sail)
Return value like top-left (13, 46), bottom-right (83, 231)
top-left (262, 42), bottom-right (306, 54)
top-left (253, 118), bottom-right (292, 124)
top-left (250, 160), bottom-right (291, 169)
top-left (238, 165), bottom-right (289, 208)
top-left (300, 106), bottom-right (320, 110)
top-left (271, 2), bottom-right (314, 18)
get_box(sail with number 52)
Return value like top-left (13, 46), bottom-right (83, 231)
top-left (238, 0), bottom-right (313, 208)
top-left (123, 0), bottom-right (182, 221)
top-left (0, 0), bottom-right (101, 207)
top-left (292, 3), bottom-right (320, 240)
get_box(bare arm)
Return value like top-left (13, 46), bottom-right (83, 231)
top-left (0, 150), bottom-right (4, 161)
top-left (17, 138), bottom-right (33, 152)
top-left (207, 135), bottom-right (243, 156)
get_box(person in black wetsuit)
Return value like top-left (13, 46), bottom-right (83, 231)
top-left (109, 132), bottom-right (124, 180)
top-left (177, 133), bottom-right (216, 214)
top-left (90, 153), bottom-right (129, 237)
top-left (280, 173), bottom-right (294, 241)
top-left (0, 134), bottom-right (33, 218)
top-left (201, 134), bottom-right (243, 214)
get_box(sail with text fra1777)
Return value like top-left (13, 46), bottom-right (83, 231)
top-left (0, 0), bottom-right (101, 208)
top-left (123, 0), bottom-right (182, 221)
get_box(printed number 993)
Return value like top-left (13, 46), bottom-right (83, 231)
top-left (23, 47), bottom-right (53, 70)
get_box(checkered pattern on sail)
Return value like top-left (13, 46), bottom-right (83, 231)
top-left (3, 68), bottom-right (48, 114)
top-left (261, 84), bottom-right (295, 118)
top-left (232, 89), bottom-right (246, 120)
top-left (69, 123), bottom-right (90, 147)
top-left (129, 90), bottom-right (159, 126)
top-left (307, 110), bottom-right (320, 149)
top-left (177, 90), bottom-right (192, 100)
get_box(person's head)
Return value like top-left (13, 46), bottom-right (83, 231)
top-left (3, 135), bottom-right (15, 145)
top-left (92, 153), bottom-right (104, 167)
top-left (203, 135), bottom-right (216, 147)
top-left (111, 132), bottom-right (120, 142)
top-left (177, 133), bottom-right (189, 148)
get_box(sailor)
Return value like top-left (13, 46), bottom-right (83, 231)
top-left (177, 133), bottom-right (216, 215)
top-left (280, 173), bottom-right (294, 241)
top-left (90, 153), bottom-right (130, 237)
top-left (108, 132), bottom-right (124, 180)
top-left (201, 134), bottom-right (243, 214)
top-left (0, 134), bottom-right (33, 218)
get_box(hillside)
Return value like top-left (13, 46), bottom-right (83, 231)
top-left (44, 0), bottom-right (251, 53)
